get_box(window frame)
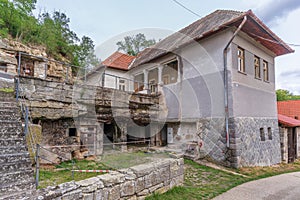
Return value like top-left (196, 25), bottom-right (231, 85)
top-left (118, 79), bottom-right (126, 91)
top-left (263, 60), bottom-right (269, 82)
top-left (254, 56), bottom-right (261, 79)
top-left (238, 47), bottom-right (245, 73)
top-left (149, 79), bottom-right (156, 93)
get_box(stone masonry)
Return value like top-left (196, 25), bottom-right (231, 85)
top-left (0, 91), bottom-right (35, 199)
top-left (229, 118), bottom-right (281, 168)
top-left (36, 158), bottom-right (184, 200)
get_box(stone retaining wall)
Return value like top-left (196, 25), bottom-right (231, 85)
top-left (36, 158), bottom-right (184, 200)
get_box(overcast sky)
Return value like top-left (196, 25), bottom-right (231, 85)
top-left (34, 0), bottom-right (300, 94)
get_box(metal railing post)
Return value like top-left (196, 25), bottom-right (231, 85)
top-left (35, 144), bottom-right (40, 187)
top-left (17, 52), bottom-right (21, 76)
top-left (16, 78), bottom-right (19, 102)
top-left (24, 106), bottom-right (29, 135)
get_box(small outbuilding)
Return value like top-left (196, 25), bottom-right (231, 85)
top-left (278, 114), bottom-right (300, 163)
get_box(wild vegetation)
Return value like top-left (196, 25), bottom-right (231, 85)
top-left (0, 0), bottom-right (99, 70)
top-left (276, 89), bottom-right (300, 101)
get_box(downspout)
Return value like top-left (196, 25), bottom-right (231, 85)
top-left (224, 16), bottom-right (247, 148)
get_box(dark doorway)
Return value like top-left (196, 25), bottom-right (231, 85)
top-left (68, 128), bottom-right (77, 137)
top-left (288, 127), bottom-right (297, 163)
top-left (161, 124), bottom-right (168, 146)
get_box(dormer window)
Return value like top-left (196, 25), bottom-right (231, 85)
top-left (238, 47), bottom-right (245, 73)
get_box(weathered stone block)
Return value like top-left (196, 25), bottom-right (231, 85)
top-left (120, 181), bottom-right (135, 197)
top-left (130, 164), bottom-right (153, 178)
top-left (135, 177), bottom-right (145, 193)
top-left (98, 172), bottom-right (125, 187)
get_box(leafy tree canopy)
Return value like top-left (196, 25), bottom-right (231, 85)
top-left (116, 33), bottom-right (156, 56)
top-left (0, 0), bottom-right (99, 70)
top-left (276, 89), bottom-right (300, 101)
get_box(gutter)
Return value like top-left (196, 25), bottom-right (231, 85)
top-left (223, 16), bottom-right (247, 148)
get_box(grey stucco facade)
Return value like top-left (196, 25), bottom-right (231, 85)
top-left (129, 28), bottom-right (282, 167)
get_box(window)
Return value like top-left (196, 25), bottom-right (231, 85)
top-left (162, 60), bottom-right (178, 85)
top-left (268, 127), bottom-right (272, 140)
top-left (119, 79), bottom-right (126, 91)
top-left (163, 75), bottom-right (170, 85)
top-left (238, 47), bottom-right (245, 73)
top-left (149, 79), bottom-right (156, 93)
top-left (0, 62), bottom-right (7, 72)
top-left (134, 74), bottom-right (144, 92)
top-left (254, 56), bottom-right (261, 79)
top-left (260, 128), bottom-right (265, 141)
top-left (263, 61), bottom-right (269, 82)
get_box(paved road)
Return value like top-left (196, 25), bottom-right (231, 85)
top-left (213, 172), bottom-right (300, 200)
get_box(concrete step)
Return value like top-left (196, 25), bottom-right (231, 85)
top-left (0, 98), bottom-right (17, 103)
top-left (0, 190), bottom-right (35, 200)
top-left (0, 160), bottom-right (32, 174)
top-left (0, 127), bottom-right (23, 137)
top-left (0, 169), bottom-right (34, 186)
top-left (0, 114), bottom-right (21, 121)
top-left (0, 121), bottom-right (22, 128)
top-left (0, 102), bottom-right (18, 107)
top-left (0, 152), bottom-right (31, 164)
top-left (0, 146), bottom-right (28, 154)
top-left (0, 138), bottom-right (26, 146)
top-left (0, 108), bottom-right (20, 115)
top-left (0, 92), bottom-right (15, 99)
top-left (0, 179), bottom-right (35, 199)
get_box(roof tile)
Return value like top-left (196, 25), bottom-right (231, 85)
top-left (278, 114), bottom-right (300, 127)
top-left (102, 51), bottom-right (135, 71)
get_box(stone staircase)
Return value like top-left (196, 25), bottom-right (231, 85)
top-left (0, 91), bottom-right (35, 199)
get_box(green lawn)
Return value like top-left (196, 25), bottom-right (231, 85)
top-left (38, 153), bottom-right (300, 199)
top-left (38, 159), bottom-right (110, 188)
top-left (38, 151), bottom-right (171, 188)
top-left (146, 159), bottom-right (300, 200)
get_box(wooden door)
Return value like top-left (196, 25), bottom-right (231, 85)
top-left (288, 128), bottom-right (297, 163)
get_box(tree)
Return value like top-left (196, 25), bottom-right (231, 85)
top-left (116, 33), bottom-right (156, 56)
top-left (276, 89), bottom-right (300, 101)
top-left (74, 36), bottom-right (99, 73)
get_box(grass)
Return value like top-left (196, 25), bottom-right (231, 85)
top-left (146, 159), bottom-right (300, 200)
top-left (236, 159), bottom-right (300, 179)
top-left (38, 152), bottom-right (300, 198)
top-left (38, 151), bottom-right (171, 189)
top-left (100, 151), bottom-right (171, 169)
top-left (0, 87), bottom-right (14, 93)
top-left (38, 159), bottom-right (111, 189)
top-left (146, 159), bottom-right (248, 200)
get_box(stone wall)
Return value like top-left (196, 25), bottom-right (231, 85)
top-left (279, 127), bottom-right (288, 163)
top-left (230, 118), bottom-right (281, 167)
top-left (36, 158), bottom-right (184, 200)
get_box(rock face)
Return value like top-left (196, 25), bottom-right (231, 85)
top-left (0, 91), bottom-right (35, 199)
top-left (0, 38), bottom-right (73, 83)
top-left (18, 76), bottom-right (160, 122)
top-left (17, 76), bottom-right (161, 163)
top-left (36, 158), bottom-right (184, 200)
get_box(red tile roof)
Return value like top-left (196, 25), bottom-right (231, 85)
top-left (277, 100), bottom-right (300, 120)
top-left (131, 9), bottom-right (294, 68)
top-left (102, 52), bottom-right (135, 71)
top-left (278, 114), bottom-right (300, 127)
